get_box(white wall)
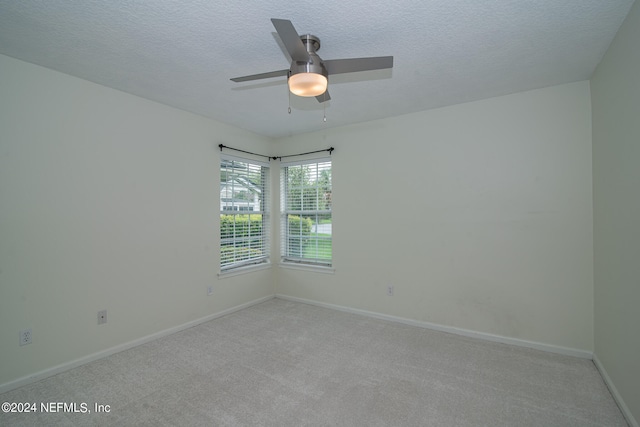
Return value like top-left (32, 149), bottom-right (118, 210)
top-left (0, 54), bottom-right (274, 387)
top-left (0, 52), bottom-right (599, 392)
top-left (275, 81), bottom-right (594, 352)
top-left (591, 0), bottom-right (640, 424)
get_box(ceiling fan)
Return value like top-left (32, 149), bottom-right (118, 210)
top-left (231, 18), bottom-right (393, 103)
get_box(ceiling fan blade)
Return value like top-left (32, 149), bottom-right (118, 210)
top-left (271, 18), bottom-right (310, 63)
top-left (230, 69), bottom-right (289, 83)
top-left (324, 56), bottom-right (393, 75)
top-left (315, 90), bottom-right (331, 103)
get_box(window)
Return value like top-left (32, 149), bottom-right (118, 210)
top-left (281, 159), bottom-right (332, 266)
top-left (220, 155), bottom-right (269, 271)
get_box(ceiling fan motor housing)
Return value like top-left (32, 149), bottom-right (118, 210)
top-left (289, 35), bottom-right (328, 79)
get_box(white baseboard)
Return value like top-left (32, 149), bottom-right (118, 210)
top-left (593, 354), bottom-right (639, 427)
top-left (275, 294), bottom-right (593, 359)
top-left (1, 293), bottom-right (598, 396)
top-left (0, 295), bottom-right (274, 395)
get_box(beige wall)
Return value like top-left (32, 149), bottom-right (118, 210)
top-left (275, 81), bottom-right (594, 352)
top-left (0, 54), bottom-right (275, 386)
top-left (591, 0), bottom-right (640, 424)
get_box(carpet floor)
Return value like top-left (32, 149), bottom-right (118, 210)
top-left (0, 298), bottom-right (628, 426)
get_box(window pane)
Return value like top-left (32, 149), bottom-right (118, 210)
top-left (281, 161), bottom-right (331, 266)
top-left (220, 157), bottom-right (269, 271)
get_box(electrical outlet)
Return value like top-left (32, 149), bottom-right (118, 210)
top-left (98, 310), bottom-right (107, 325)
top-left (207, 286), bottom-right (214, 296)
top-left (19, 328), bottom-right (32, 346)
top-left (387, 285), bottom-right (394, 296)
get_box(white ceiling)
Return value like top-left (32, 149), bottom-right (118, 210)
top-left (0, 1), bottom-right (634, 138)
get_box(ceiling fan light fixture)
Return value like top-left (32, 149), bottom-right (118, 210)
top-left (288, 72), bottom-right (328, 97)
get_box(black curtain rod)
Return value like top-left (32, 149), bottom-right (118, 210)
top-left (218, 144), bottom-right (334, 161)
top-left (218, 144), bottom-right (271, 160)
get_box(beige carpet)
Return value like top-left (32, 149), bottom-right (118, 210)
top-left (0, 298), bottom-right (628, 426)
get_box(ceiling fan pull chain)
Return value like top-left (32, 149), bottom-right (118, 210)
top-left (323, 93), bottom-right (327, 122)
top-left (288, 90), bottom-right (292, 114)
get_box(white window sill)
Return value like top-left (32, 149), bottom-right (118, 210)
top-left (218, 262), bottom-right (271, 279)
top-left (279, 262), bottom-right (335, 274)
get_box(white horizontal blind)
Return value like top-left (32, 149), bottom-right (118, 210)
top-left (220, 155), bottom-right (269, 271)
top-left (281, 159), bottom-right (332, 266)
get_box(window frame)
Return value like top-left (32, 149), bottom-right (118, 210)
top-left (280, 157), bottom-right (332, 268)
top-left (219, 154), bottom-right (270, 273)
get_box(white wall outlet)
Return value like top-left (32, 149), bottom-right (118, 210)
top-left (19, 328), bottom-right (32, 346)
top-left (387, 285), bottom-right (394, 296)
top-left (98, 310), bottom-right (107, 325)
top-left (207, 286), bottom-right (214, 296)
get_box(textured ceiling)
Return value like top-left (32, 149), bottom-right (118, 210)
top-left (0, 1), bottom-right (634, 138)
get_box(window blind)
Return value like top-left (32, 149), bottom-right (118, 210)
top-left (280, 159), bottom-right (332, 266)
top-left (220, 155), bottom-right (269, 271)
